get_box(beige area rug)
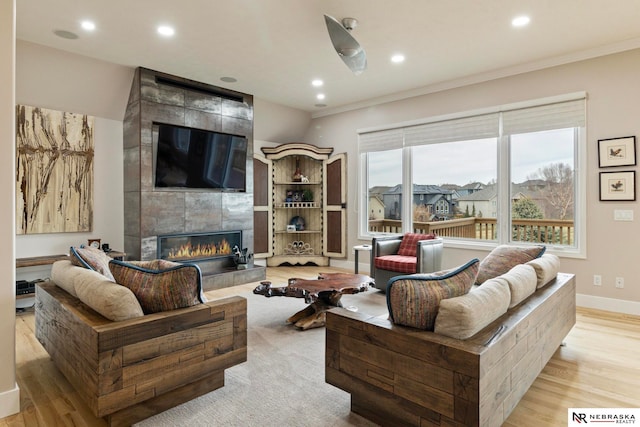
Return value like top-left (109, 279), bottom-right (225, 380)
top-left (134, 286), bottom-right (388, 427)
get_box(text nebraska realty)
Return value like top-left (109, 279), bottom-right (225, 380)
top-left (573, 413), bottom-right (636, 424)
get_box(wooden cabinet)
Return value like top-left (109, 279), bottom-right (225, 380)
top-left (254, 143), bottom-right (346, 266)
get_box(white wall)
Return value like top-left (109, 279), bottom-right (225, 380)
top-left (0, 0), bottom-right (19, 418)
top-left (14, 42), bottom-right (311, 269)
top-left (305, 49), bottom-right (640, 314)
top-left (15, 42), bottom-right (128, 286)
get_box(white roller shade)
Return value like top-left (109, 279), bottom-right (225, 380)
top-left (358, 128), bottom-right (403, 153)
top-left (404, 113), bottom-right (500, 146)
top-left (502, 98), bottom-right (586, 135)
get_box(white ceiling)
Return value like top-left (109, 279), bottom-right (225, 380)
top-left (16, 0), bottom-right (640, 116)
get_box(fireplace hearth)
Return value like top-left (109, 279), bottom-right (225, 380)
top-left (158, 231), bottom-right (242, 262)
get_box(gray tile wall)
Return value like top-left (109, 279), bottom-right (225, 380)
top-left (123, 68), bottom-right (255, 267)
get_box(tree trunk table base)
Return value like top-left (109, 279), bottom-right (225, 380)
top-left (253, 273), bottom-right (374, 330)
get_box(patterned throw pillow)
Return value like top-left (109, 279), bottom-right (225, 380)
top-left (109, 259), bottom-right (205, 314)
top-left (475, 245), bottom-right (546, 285)
top-left (387, 258), bottom-right (479, 330)
top-left (396, 232), bottom-right (437, 257)
top-left (69, 245), bottom-right (115, 282)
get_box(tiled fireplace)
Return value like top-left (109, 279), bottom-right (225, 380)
top-left (158, 230), bottom-right (242, 262)
top-left (123, 68), bottom-right (265, 290)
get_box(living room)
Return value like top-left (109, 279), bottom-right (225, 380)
top-left (3, 1), bottom-right (640, 425)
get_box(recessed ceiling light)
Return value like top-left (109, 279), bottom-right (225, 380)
top-left (512, 15), bottom-right (530, 27)
top-left (220, 77), bottom-right (237, 83)
top-left (53, 29), bottom-right (79, 39)
top-left (81, 20), bottom-right (96, 31)
top-left (157, 25), bottom-right (175, 37)
top-left (311, 79), bottom-right (323, 87)
top-left (316, 94), bottom-right (326, 100)
top-left (391, 54), bottom-right (405, 63)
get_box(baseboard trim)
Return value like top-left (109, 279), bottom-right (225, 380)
top-left (576, 293), bottom-right (640, 315)
top-left (0, 383), bottom-right (20, 419)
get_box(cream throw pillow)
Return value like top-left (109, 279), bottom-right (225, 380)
top-left (52, 260), bottom-right (144, 321)
top-left (51, 260), bottom-right (79, 297)
top-left (500, 264), bottom-right (538, 308)
top-left (434, 278), bottom-right (510, 340)
top-left (526, 253), bottom-right (560, 289)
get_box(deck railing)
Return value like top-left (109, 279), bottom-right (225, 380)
top-left (368, 217), bottom-right (574, 245)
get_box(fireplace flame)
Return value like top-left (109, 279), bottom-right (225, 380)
top-left (167, 238), bottom-right (233, 260)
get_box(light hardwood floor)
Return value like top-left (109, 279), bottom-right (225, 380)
top-left (3, 266), bottom-right (640, 426)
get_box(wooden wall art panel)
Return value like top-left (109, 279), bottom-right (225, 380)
top-left (16, 105), bottom-right (94, 234)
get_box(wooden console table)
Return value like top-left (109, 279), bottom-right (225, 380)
top-left (16, 254), bottom-right (69, 268)
top-left (16, 251), bottom-right (126, 268)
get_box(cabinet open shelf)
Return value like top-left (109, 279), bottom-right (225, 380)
top-left (274, 181), bottom-right (322, 185)
top-left (276, 202), bottom-right (320, 209)
top-left (275, 229), bottom-right (322, 234)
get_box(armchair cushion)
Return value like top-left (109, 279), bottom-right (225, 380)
top-left (396, 232), bottom-right (437, 257)
top-left (374, 255), bottom-right (417, 274)
top-left (386, 258), bottom-right (479, 330)
top-left (476, 244), bottom-right (545, 285)
top-left (109, 259), bottom-right (206, 314)
top-left (70, 245), bottom-right (115, 282)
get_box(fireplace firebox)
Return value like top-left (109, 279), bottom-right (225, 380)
top-left (158, 231), bottom-right (242, 262)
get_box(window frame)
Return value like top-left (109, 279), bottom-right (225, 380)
top-left (358, 92), bottom-right (587, 259)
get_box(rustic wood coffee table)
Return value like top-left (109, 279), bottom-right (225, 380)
top-left (253, 272), bottom-right (374, 330)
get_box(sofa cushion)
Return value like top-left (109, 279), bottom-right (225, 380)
top-left (476, 244), bottom-right (545, 285)
top-left (386, 258), bottom-right (479, 330)
top-left (500, 264), bottom-right (538, 308)
top-left (397, 233), bottom-right (437, 257)
top-left (527, 253), bottom-right (560, 288)
top-left (374, 255), bottom-right (417, 274)
top-left (109, 259), bottom-right (206, 314)
top-left (69, 245), bottom-right (115, 282)
top-left (52, 260), bottom-right (144, 321)
top-left (434, 277), bottom-right (511, 340)
top-left (50, 260), bottom-right (79, 297)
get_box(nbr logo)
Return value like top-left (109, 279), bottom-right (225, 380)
top-left (573, 412), bottom-right (588, 423)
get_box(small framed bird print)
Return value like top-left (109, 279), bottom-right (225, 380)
top-left (598, 136), bottom-right (636, 168)
top-left (599, 171), bottom-right (635, 201)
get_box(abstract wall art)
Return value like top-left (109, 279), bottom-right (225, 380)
top-left (16, 105), bottom-right (94, 234)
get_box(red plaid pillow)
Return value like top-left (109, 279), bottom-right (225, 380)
top-left (397, 233), bottom-right (437, 257)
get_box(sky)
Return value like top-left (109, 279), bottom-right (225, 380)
top-left (368, 128), bottom-right (574, 187)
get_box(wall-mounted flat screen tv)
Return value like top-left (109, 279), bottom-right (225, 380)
top-left (154, 123), bottom-right (247, 191)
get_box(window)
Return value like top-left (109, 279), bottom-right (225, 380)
top-left (362, 148), bottom-right (403, 233)
top-left (358, 93), bottom-right (586, 256)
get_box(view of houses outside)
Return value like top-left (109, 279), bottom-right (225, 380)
top-left (366, 128), bottom-right (575, 245)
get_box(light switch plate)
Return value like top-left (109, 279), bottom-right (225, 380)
top-left (614, 209), bottom-right (634, 221)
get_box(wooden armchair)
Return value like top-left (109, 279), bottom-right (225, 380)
top-left (370, 234), bottom-right (443, 290)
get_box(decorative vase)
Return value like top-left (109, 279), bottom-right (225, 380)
top-left (292, 157), bottom-right (302, 182)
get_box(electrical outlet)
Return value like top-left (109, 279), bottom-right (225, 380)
top-left (593, 275), bottom-right (602, 286)
top-left (615, 277), bottom-right (624, 289)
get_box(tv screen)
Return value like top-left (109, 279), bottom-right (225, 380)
top-left (154, 123), bottom-right (247, 191)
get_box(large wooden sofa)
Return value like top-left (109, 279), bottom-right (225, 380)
top-left (326, 271), bottom-right (576, 427)
top-left (35, 262), bottom-right (247, 427)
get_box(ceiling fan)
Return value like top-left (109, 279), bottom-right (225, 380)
top-left (324, 14), bottom-right (367, 75)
